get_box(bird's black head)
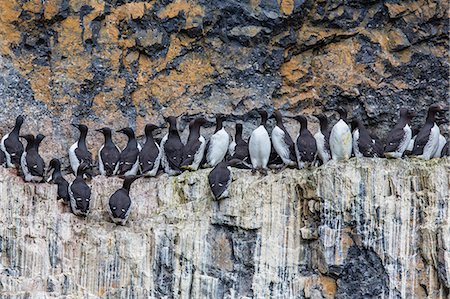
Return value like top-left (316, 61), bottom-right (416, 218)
top-left (117, 127), bottom-right (135, 138)
top-left (15, 115), bottom-right (25, 126)
top-left (271, 110), bottom-right (283, 124)
top-left (20, 134), bottom-right (35, 143)
top-left (399, 108), bottom-right (415, 121)
top-left (35, 133), bottom-right (45, 143)
top-left (72, 124), bottom-right (88, 134)
top-left (49, 158), bottom-right (61, 170)
top-left (227, 158), bottom-right (242, 167)
top-left (293, 115), bottom-right (307, 126)
top-left (195, 117), bottom-right (208, 127)
top-left (336, 107), bottom-right (348, 120)
top-left (350, 119), bottom-right (359, 131)
top-left (144, 124), bottom-right (159, 136)
top-left (165, 116), bottom-right (178, 132)
top-left (429, 104), bottom-right (445, 113)
top-left (314, 114), bottom-right (328, 131)
top-left (95, 127), bottom-right (112, 134)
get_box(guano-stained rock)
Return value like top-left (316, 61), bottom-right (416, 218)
top-left (0, 159), bottom-right (448, 298)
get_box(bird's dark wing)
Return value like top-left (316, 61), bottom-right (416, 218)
top-left (412, 125), bottom-right (432, 155)
top-left (56, 177), bottom-right (70, 201)
top-left (182, 139), bottom-right (202, 166)
top-left (26, 152), bottom-right (45, 177)
top-left (232, 140), bottom-right (249, 160)
top-left (139, 142), bottom-right (159, 173)
top-left (101, 145), bottom-right (120, 174)
top-left (109, 190), bottom-right (131, 219)
top-left (71, 179), bottom-right (91, 199)
top-left (75, 148), bottom-right (93, 165)
top-left (118, 147), bottom-right (139, 174)
top-left (384, 126), bottom-right (405, 152)
top-left (4, 136), bottom-right (23, 164)
top-left (201, 141), bottom-right (210, 165)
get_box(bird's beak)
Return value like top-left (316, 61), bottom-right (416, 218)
top-left (95, 128), bottom-right (103, 133)
top-left (71, 124), bottom-right (79, 129)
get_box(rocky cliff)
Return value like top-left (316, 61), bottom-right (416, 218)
top-left (0, 159), bottom-right (448, 298)
top-left (0, 0), bottom-right (448, 164)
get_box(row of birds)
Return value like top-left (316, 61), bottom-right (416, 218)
top-left (0, 104), bottom-right (447, 225)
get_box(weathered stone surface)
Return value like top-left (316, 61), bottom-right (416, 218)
top-left (0, 159), bottom-right (448, 298)
top-left (0, 0), bottom-right (448, 166)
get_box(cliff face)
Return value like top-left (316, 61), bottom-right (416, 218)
top-left (0, 0), bottom-right (448, 164)
top-left (0, 159), bottom-right (448, 298)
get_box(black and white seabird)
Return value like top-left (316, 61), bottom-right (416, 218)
top-left (203, 114), bottom-right (230, 168)
top-left (411, 104), bottom-right (445, 160)
top-left (69, 124), bottom-right (93, 176)
top-left (384, 108), bottom-right (414, 158)
top-left (116, 127), bottom-right (141, 176)
top-left (293, 115), bottom-right (317, 168)
top-left (271, 110), bottom-right (297, 169)
top-left (405, 128), bottom-right (419, 156)
top-left (1, 115), bottom-right (25, 168)
top-left (248, 110), bottom-right (271, 174)
top-left (313, 114), bottom-right (331, 164)
top-left (69, 163), bottom-right (92, 217)
top-left (181, 117), bottom-right (207, 171)
top-left (351, 120), bottom-right (382, 158)
top-left (96, 127), bottom-right (121, 176)
top-left (47, 158), bottom-right (70, 204)
top-left (20, 134), bottom-right (46, 182)
top-left (208, 159), bottom-right (240, 200)
top-left (138, 124), bottom-right (162, 177)
top-left (108, 176), bottom-right (140, 225)
top-left (228, 123), bottom-right (251, 168)
top-left (329, 107), bottom-right (352, 161)
top-left (160, 116), bottom-right (184, 176)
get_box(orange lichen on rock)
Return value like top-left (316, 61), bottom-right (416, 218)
top-left (157, 0), bottom-right (204, 30)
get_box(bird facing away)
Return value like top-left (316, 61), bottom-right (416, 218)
top-left (160, 116), bottom-right (184, 176)
top-left (116, 127), bottom-right (141, 176)
top-left (228, 123), bottom-right (251, 168)
top-left (293, 115), bottom-right (317, 168)
top-left (20, 134), bottom-right (46, 183)
top-left (139, 124), bottom-right (162, 177)
top-left (108, 176), bottom-right (140, 225)
top-left (96, 127), bottom-right (121, 176)
top-left (329, 107), bottom-right (352, 161)
top-left (384, 108), bottom-right (414, 159)
top-left (411, 104), bottom-right (445, 160)
top-left (271, 110), bottom-right (297, 169)
top-left (313, 114), bottom-right (331, 164)
top-left (352, 119), bottom-right (382, 158)
top-left (1, 115), bottom-right (25, 168)
top-left (203, 114), bottom-right (230, 168)
top-left (181, 117), bottom-right (207, 171)
top-left (69, 124), bottom-right (93, 176)
top-left (47, 158), bottom-right (70, 204)
top-left (249, 109), bottom-right (271, 175)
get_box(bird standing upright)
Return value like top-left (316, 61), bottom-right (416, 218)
top-left (20, 134), bottom-right (46, 182)
top-left (69, 124), bottom-right (93, 176)
top-left (116, 127), bottom-right (141, 176)
top-left (203, 114), bottom-right (230, 168)
top-left (384, 108), bottom-right (414, 158)
top-left (293, 115), bottom-right (317, 168)
top-left (314, 114), bottom-right (331, 164)
top-left (160, 116), bottom-right (184, 176)
top-left (249, 110), bottom-right (271, 175)
top-left (271, 110), bottom-right (297, 169)
top-left (181, 117), bottom-right (207, 171)
top-left (139, 124), bottom-right (161, 177)
top-left (329, 107), bottom-right (352, 161)
top-left (96, 127), bottom-right (121, 176)
top-left (1, 115), bottom-right (25, 168)
top-left (47, 158), bottom-right (70, 204)
top-left (108, 176), bottom-right (140, 225)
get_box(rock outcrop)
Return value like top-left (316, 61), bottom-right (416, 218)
top-left (0, 0), bottom-right (448, 164)
top-left (0, 159), bottom-right (448, 298)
